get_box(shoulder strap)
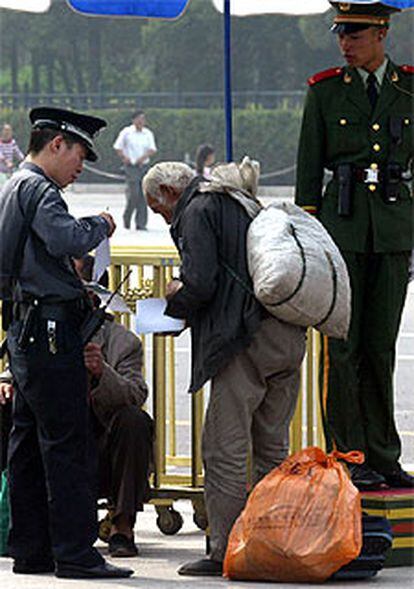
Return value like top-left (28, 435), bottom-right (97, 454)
top-left (308, 67), bottom-right (343, 86)
top-left (12, 179), bottom-right (51, 282)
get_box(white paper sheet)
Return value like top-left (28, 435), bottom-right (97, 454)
top-left (93, 237), bottom-right (111, 282)
top-left (135, 298), bottom-right (186, 335)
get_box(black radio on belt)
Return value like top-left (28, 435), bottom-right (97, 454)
top-left (17, 299), bottom-right (39, 351)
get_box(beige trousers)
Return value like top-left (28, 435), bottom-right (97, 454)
top-left (202, 315), bottom-right (306, 561)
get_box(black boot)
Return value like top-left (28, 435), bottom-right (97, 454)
top-left (347, 463), bottom-right (387, 491)
top-left (382, 466), bottom-right (414, 488)
top-left (55, 561), bottom-right (134, 579)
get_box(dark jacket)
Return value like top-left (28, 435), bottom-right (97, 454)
top-left (0, 163), bottom-right (109, 302)
top-left (166, 179), bottom-right (265, 393)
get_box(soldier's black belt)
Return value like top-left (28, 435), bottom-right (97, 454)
top-left (333, 162), bottom-right (412, 216)
top-left (353, 167), bottom-right (383, 184)
top-left (336, 166), bottom-right (409, 185)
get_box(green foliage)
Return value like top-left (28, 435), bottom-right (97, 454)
top-left (0, 2), bottom-right (413, 96)
top-left (1, 106), bottom-right (302, 184)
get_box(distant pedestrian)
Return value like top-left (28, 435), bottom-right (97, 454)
top-left (195, 144), bottom-right (215, 179)
top-left (113, 111), bottom-right (157, 230)
top-left (0, 124), bottom-right (24, 176)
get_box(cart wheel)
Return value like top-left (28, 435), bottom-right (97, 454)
top-left (156, 506), bottom-right (184, 535)
top-left (193, 508), bottom-right (208, 531)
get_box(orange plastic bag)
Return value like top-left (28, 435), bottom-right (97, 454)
top-left (223, 447), bottom-right (363, 583)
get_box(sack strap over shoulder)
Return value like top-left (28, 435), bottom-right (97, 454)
top-left (219, 257), bottom-right (255, 296)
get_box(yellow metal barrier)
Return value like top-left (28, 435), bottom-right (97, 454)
top-left (0, 245), bottom-right (324, 533)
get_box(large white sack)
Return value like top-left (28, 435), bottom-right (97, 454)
top-left (247, 201), bottom-right (351, 339)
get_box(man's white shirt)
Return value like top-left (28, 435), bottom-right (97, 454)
top-left (113, 125), bottom-right (157, 165)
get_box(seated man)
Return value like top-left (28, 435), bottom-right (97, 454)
top-left (1, 258), bottom-right (153, 558)
top-left (75, 255), bottom-right (153, 557)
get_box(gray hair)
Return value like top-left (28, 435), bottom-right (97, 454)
top-left (142, 162), bottom-right (195, 203)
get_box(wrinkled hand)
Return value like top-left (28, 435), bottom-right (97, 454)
top-left (0, 382), bottom-right (13, 405)
top-left (99, 212), bottom-right (116, 237)
top-left (166, 279), bottom-right (183, 300)
top-left (84, 342), bottom-right (104, 378)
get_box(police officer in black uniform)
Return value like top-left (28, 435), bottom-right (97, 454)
top-left (0, 108), bottom-right (133, 578)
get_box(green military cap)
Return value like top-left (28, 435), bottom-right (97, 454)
top-left (330, 2), bottom-right (401, 34)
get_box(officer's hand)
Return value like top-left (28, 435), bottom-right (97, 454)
top-left (0, 382), bottom-right (14, 405)
top-left (166, 279), bottom-right (183, 300)
top-left (100, 212), bottom-right (116, 237)
top-left (84, 342), bottom-right (104, 378)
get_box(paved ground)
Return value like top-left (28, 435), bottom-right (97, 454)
top-left (0, 502), bottom-right (413, 588)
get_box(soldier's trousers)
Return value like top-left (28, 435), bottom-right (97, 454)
top-left (6, 314), bottom-right (103, 566)
top-left (321, 251), bottom-right (410, 474)
top-left (202, 316), bottom-right (306, 562)
top-left (124, 164), bottom-right (149, 230)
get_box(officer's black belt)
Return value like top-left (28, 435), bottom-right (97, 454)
top-left (13, 299), bottom-right (89, 322)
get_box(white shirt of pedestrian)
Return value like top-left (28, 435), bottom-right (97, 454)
top-left (113, 125), bottom-right (157, 165)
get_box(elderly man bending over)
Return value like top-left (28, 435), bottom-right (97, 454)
top-left (142, 161), bottom-right (306, 577)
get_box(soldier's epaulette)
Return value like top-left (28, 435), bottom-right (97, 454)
top-left (400, 65), bottom-right (414, 75)
top-left (308, 67), bottom-right (343, 86)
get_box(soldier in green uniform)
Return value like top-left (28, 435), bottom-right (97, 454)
top-left (295, 2), bottom-right (414, 490)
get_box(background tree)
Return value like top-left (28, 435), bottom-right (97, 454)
top-left (0, 1), bottom-right (412, 96)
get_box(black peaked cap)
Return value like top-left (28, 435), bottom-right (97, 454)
top-left (29, 106), bottom-right (107, 162)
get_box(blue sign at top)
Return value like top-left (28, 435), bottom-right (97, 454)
top-left (385, 1), bottom-right (414, 6)
top-left (67, 0), bottom-right (191, 18)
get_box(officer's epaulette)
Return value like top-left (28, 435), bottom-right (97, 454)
top-left (400, 65), bottom-right (414, 75)
top-left (308, 67), bottom-right (343, 86)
